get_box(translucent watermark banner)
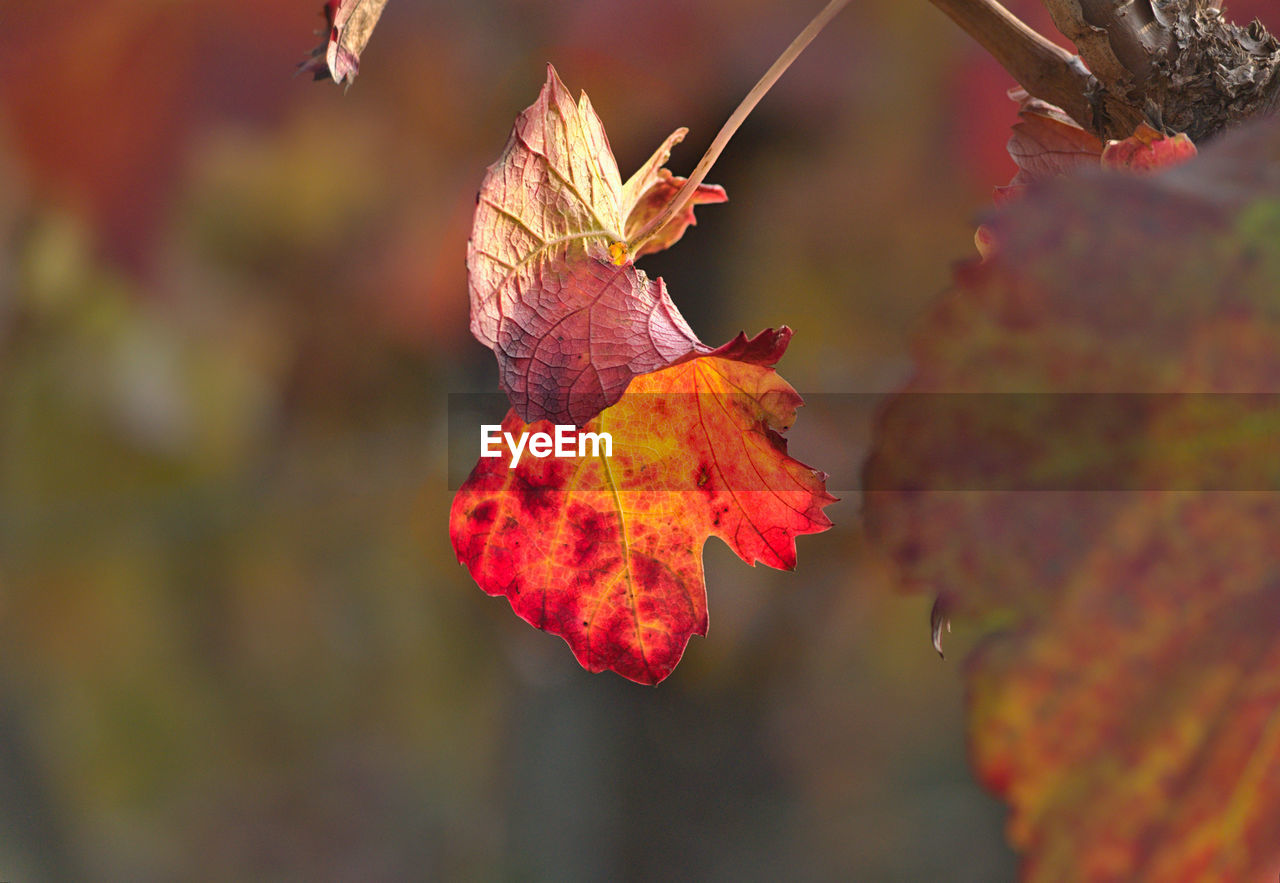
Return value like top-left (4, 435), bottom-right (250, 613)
top-left (447, 393), bottom-right (1280, 492)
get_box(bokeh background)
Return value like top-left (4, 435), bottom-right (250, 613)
top-left (2, 1), bottom-right (1274, 880)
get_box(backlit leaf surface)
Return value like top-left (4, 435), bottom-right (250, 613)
top-left (864, 117), bottom-right (1280, 880)
top-left (467, 66), bottom-right (726, 426)
top-left (451, 330), bottom-right (834, 685)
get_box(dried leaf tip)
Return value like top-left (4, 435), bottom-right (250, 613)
top-left (299, 0), bottom-right (390, 88)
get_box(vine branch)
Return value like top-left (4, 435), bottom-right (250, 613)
top-left (926, 0), bottom-right (1097, 130)
top-left (929, 0), bottom-right (1280, 142)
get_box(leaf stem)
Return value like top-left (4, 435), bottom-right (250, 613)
top-left (626, 0), bottom-right (852, 257)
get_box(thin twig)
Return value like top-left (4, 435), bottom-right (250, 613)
top-left (627, 0), bottom-right (852, 257)
top-left (928, 0), bottom-right (1098, 129)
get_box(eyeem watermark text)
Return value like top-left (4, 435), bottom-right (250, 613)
top-left (481, 424), bottom-right (613, 467)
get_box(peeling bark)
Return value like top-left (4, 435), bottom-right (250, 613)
top-left (1149, 7), bottom-right (1280, 140)
top-left (929, 0), bottom-right (1280, 142)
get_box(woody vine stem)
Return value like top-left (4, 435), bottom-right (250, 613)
top-left (927, 0), bottom-right (1280, 142)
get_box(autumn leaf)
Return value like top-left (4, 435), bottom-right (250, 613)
top-left (994, 90), bottom-right (1104, 203)
top-left (1101, 122), bottom-right (1199, 172)
top-left (993, 92), bottom-right (1195, 206)
top-left (450, 329), bottom-right (834, 685)
top-left (299, 0), bottom-right (390, 87)
top-left (969, 494), bottom-right (1280, 881)
top-left (864, 116), bottom-right (1280, 878)
top-left (467, 66), bottom-right (727, 426)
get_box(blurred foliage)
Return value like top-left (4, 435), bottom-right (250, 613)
top-left (865, 117), bottom-right (1280, 880)
top-left (4, 0), bottom-right (1274, 879)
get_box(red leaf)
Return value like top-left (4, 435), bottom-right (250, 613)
top-left (467, 66), bottom-right (727, 426)
top-left (994, 94), bottom-right (1197, 203)
top-left (994, 90), bottom-right (1104, 203)
top-left (968, 495), bottom-right (1280, 881)
top-left (450, 332), bottom-right (834, 684)
top-left (299, 0), bottom-right (390, 87)
top-left (865, 116), bottom-right (1280, 878)
top-left (1101, 122), bottom-right (1198, 172)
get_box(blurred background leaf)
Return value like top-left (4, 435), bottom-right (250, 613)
top-left (864, 111), bottom-right (1280, 880)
